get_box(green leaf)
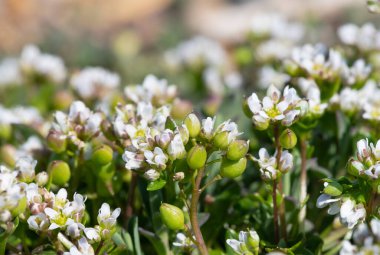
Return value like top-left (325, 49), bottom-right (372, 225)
top-left (165, 117), bottom-right (177, 131)
top-left (147, 179), bottom-right (167, 191)
top-left (128, 217), bottom-right (143, 255)
top-left (139, 228), bottom-right (168, 255)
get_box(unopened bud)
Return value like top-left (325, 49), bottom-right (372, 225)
top-left (47, 130), bottom-right (67, 153)
top-left (187, 145), bottom-right (207, 169)
top-left (213, 131), bottom-right (230, 149)
top-left (348, 159), bottom-right (364, 176)
top-left (53, 90), bottom-right (73, 110)
top-left (253, 116), bottom-right (269, 131)
top-left (220, 158), bottom-right (247, 178)
top-left (203, 96), bottom-right (222, 117)
top-left (36, 171), bottom-right (49, 186)
top-left (0, 145), bottom-right (16, 167)
top-left (247, 230), bottom-right (260, 250)
top-left (101, 119), bottom-right (116, 141)
top-left (144, 169), bottom-right (160, 181)
top-left (0, 123), bottom-right (11, 140)
top-left (323, 181), bottom-right (343, 197)
top-left (48, 160), bottom-right (71, 186)
top-left (91, 145), bottom-right (113, 166)
top-left (184, 113), bottom-right (201, 138)
top-left (178, 125), bottom-right (189, 145)
top-left (227, 140), bottom-right (249, 160)
top-left (171, 99), bottom-right (193, 120)
top-left (173, 172), bottom-right (185, 181)
top-left (279, 129), bottom-right (297, 149)
top-left (155, 132), bottom-right (172, 149)
top-left (159, 203), bottom-right (185, 230)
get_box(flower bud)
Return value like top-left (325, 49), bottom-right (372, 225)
top-left (348, 159), bottom-right (364, 176)
top-left (155, 131), bottom-right (172, 149)
top-left (178, 125), bottom-right (189, 145)
top-left (171, 99), bottom-right (193, 120)
top-left (220, 157), bottom-right (247, 178)
top-left (48, 160), bottom-right (71, 186)
top-left (242, 97), bottom-right (253, 118)
top-left (53, 90), bottom-right (74, 110)
top-left (47, 130), bottom-right (67, 153)
top-left (0, 145), bottom-right (16, 167)
top-left (323, 181), bottom-right (343, 197)
top-left (184, 113), bottom-right (201, 138)
top-left (213, 131), bottom-right (230, 149)
top-left (247, 231), bottom-right (260, 251)
top-left (203, 96), bottom-right (221, 117)
top-left (91, 145), bottom-right (113, 166)
top-left (0, 123), bottom-right (11, 140)
top-left (227, 140), bottom-right (249, 160)
top-left (279, 129), bottom-right (297, 149)
top-left (144, 169), bottom-right (160, 181)
top-left (187, 145), bottom-right (207, 169)
top-left (101, 119), bottom-right (116, 141)
top-left (173, 172), bottom-right (185, 181)
top-left (159, 203), bottom-right (185, 230)
top-left (36, 171), bottom-right (49, 186)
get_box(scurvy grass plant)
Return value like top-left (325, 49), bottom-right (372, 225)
top-left (1, 2), bottom-right (380, 255)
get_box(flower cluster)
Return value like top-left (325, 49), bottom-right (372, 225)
top-left (245, 85), bottom-right (304, 130)
top-left (338, 23), bottom-right (380, 52)
top-left (50, 100), bottom-right (103, 149)
top-left (253, 148), bottom-right (293, 181)
top-left (70, 67), bottom-right (120, 101)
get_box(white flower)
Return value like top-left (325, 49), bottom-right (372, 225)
top-left (338, 23), bottom-right (380, 51)
top-left (20, 44), bottom-right (66, 83)
top-left (340, 199), bottom-right (366, 229)
top-left (357, 138), bottom-right (371, 161)
top-left (0, 58), bottom-right (21, 86)
top-left (144, 169), bottom-right (161, 181)
top-left (279, 150), bottom-right (293, 173)
top-left (123, 151), bottom-right (144, 170)
top-left (342, 59), bottom-right (371, 86)
top-left (66, 221), bottom-right (84, 239)
top-left (216, 120), bottom-right (242, 144)
top-left (316, 194), bottom-right (341, 215)
top-left (339, 240), bottom-right (357, 255)
top-left (255, 148), bottom-right (277, 180)
top-left (27, 213), bottom-right (50, 231)
top-left (70, 67), bottom-right (120, 100)
top-left (201, 117), bottom-right (216, 140)
top-left (226, 229), bottom-right (260, 255)
top-left (167, 134), bottom-right (186, 160)
top-left (97, 203), bottom-right (121, 230)
top-left (64, 237), bottom-right (94, 255)
top-left (84, 227), bottom-right (101, 243)
top-left (15, 156), bottom-right (37, 183)
top-left (173, 233), bottom-right (195, 248)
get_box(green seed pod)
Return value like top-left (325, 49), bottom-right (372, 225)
top-left (220, 157), bottom-right (247, 178)
top-left (213, 131), bottom-right (230, 149)
top-left (159, 203), bottom-right (185, 230)
top-left (184, 113), bottom-right (201, 138)
top-left (0, 123), bottom-right (11, 140)
top-left (323, 181), bottom-right (343, 196)
top-left (48, 160), bottom-right (71, 186)
top-left (91, 145), bottom-right (113, 166)
top-left (279, 129), bottom-right (297, 149)
top-left (186, 145), bottom-right (207, 169)
top-left (227, 140), bottom-right (249, 160)
top-left (47, 130), bottom-right (67, 154)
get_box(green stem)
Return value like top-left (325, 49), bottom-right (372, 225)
top-left (274, 125), bottom-right (287, 241)
top-left (190, 168), bottom-right (208, 255)
top-left (0, 236), bottom-right (7, 255)
top-left (272, 179), bottom-right (279, 244)
top-left (299, 138), bottom-right (308, 227)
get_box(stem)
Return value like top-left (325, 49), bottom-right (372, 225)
top-left (125, 172), bottom-right (138, 225)
top-left (299, 138), bottom-right (308, 226)
top-left (190, 168), bottom-right (208, 255)
top-left (0, 236), bottom-right (6, 255)
top-left (274, 125), bottom-right (287, 241)
top-left (95, 240), bottom-right (105, 255)
top-left (272, 179), bottom-right (279, 244)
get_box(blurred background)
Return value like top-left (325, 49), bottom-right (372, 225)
top-left (0, 0), bottom-right (376, 84)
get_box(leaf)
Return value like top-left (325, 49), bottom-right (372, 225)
top-left (165, 117), bottom-right (177, 131)
top-left (147, 179), bottom-right (167, 191)
top-left (138, 228), bottom-right (168, 255)
top-left (128, 217), bottom-right (143, 255)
